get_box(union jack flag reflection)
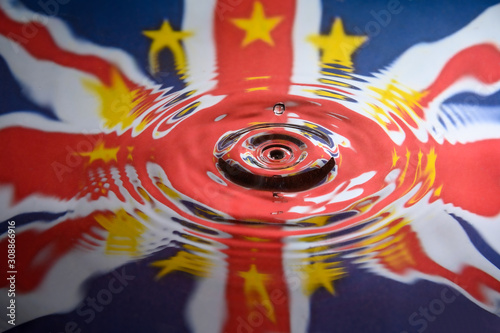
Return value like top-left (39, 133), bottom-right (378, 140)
top-left (1, 0), bottom-right (500, 332)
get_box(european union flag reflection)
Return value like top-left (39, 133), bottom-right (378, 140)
top-left (1, 0), bottom-right (500, 332)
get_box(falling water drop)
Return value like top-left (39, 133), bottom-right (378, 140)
top-left (273, 102), bottom-right (285, 115)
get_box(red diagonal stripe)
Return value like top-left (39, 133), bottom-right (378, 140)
top-left (421, 44), bottom-right (500, 106)
top-left (0, 8), bottom-right (133, 87)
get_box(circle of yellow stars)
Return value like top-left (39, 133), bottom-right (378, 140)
top-left (140, 2), bottom-right (368, 79)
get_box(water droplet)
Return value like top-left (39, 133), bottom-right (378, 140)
top-left (273, 102), bottom-right (285, 115)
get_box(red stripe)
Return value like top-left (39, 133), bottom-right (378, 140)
top-left (435, 138), bottom-right (500, 217)
top-left (0, 9), bottom-right (133, 87)
top-left (222, 236), bottom-right (290, 333)
top-left (0, 127), bottom-right (134, 203)
top-left (389, 225), bottom-right (500, 304)
top-left (213, 1), bottom-right (295, 330)
top-left (214, 0), bottom-right (296, 94)
top-left (422, 44), bottom-right (500, 106)
top-left (0, 215), bottom-right (104, 292)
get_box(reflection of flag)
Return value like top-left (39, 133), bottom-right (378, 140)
top-left (350, 3), bottom-right (500, 314)
top-left (1, 0), bottom-right (500, 333)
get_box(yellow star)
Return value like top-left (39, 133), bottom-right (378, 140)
top-left (239, 264), bottom-right (270, 291)
top-left (151, 250), bottom-right (212, 279)
top-left (368, 80), bottom-right (427, 124)
top-left (83, 69), bottom-right (143, 130)
top-left (308, 18), bottom-right (367, 66)
top-left (239, 264), bottom-right (276, 322)
top-left (94, 209), bottom-right (146, 255)
top-left (79, 141), bottom-right (120, 164)
top-left (302, 260), bottom-right (346, 296)
top-left (143, 20), bottom-right (193, 74)
top-left (231, 1), bottom-right (283, 47)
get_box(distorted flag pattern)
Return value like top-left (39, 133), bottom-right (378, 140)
top-left (1, 0), bottom-right (500, 332)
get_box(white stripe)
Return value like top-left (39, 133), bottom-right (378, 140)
top-left (290, 0), bottom-right (322, 87)
top-left (412, 204), bottom-right (500, 280)
top-left (182, 0), bottom-right (218, 93)
top-left (445, 206), bottom-right (500, 273)
top-left (0, 32), bottom-right (171, 135)
top-left (383, 4), bottom-right (500, 91)
top-left (429, 105), bottom-right (500, 144)
top-left (187, 256), bottom-right (228, 333)
top-left (0, 1), bottom-right (150, 85)
top-left (0, 185), bottom-right (122, 223)
top-left (288, 276), bottom-right (310, 333)
top-left (411, 202), bottom-right (500, 313)
top-left (356, 189), bottom-right (500, 313)
top-left (0, 112), bottom-right (101, 133)
top-left (283, 242), bottom-right (310, 333)
top-left (0, 35), bottom-right (103, 128)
